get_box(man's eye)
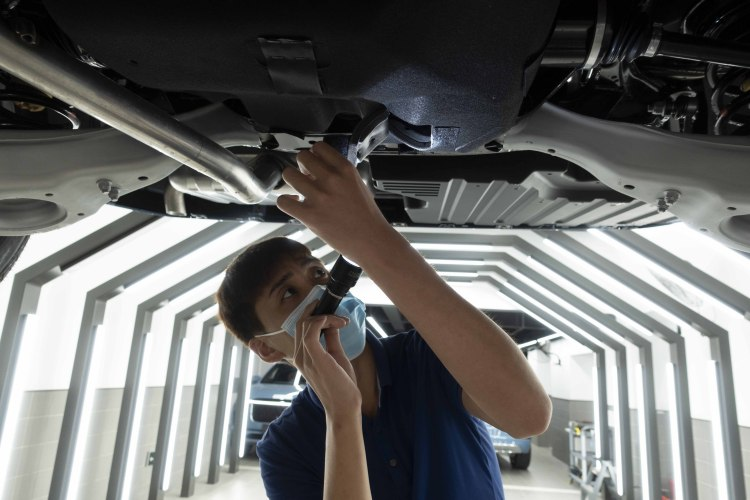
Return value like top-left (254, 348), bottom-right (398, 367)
top-left (282, 288), bottom-right (295, 300)
top-left (314, 268), bottom-right (327, 278)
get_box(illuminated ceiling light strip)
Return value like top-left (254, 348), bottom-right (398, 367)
top-left (542, 238), bottom-right (628, 292)
top-left (0, 314), bottom-right (34, 499)
top-left (366, 317), bottom-right (389, 338)
top-left (505, 267), bottom-right (625, 341)
top-left (619, 316), bottom-right (655, 338)
top-left (219, 346), bottom-right (237, 467)
top-left (498, 292), bottom-right (566, 347)
top-left (286, 229), bottom-right (313, 241)
top-left (503, 283), bottom-right (586, 338)
top-left (525, 258), bottom-right (657, 337)
top-left (533, 246), bottom-right (686, 332)
top-left (641, 303), bottom-right (686, 331)
top-left (426, 259), bottom-right (486, 266)
top-left (410, 242), bottom-right (499, 252)
top-left (524, 256), bottom-right (617, 311)
top-left (517, 333), bottom-right (564, 349)
top-left (162, 341), bottom-right (187, 491)
top-left (122, 332), bottom-right (153, 500)
top-left (572, 314), bottom-right (622, 342)
top-left (586, 228), bottom-right (619, 244)
top-left (67, 326), bottom-right (103, 500)
top-left (238, 352), bottom-right (255, 458)
top-left (194, 339), bottom-right (215, 477)
top-left (495, 261), bottom-right (522, 277)
top-left (526, 255), bottom-right (609, 302)
top-left (248, 399), bottom-right (293, 408)
top-left (635, 364), bottom-right (650, 500)
top-left (666, 363), bottom-right (684, 500)
top-left (581, 238), bottom-right (694, 327)
top-left (520, 257), bottom-right (636, 336)
top-left (312, 245), bottom-right (334, 259)
top-left (588, 229), bottom-right (728, 315)
top-left (707, 360), bottom-right (729, 500)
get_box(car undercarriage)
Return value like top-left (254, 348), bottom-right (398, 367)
top-left (1, 0), bottom-right (750, 256)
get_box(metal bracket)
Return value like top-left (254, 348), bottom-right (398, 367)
top-left (324, 106), bottom-right (390, 165)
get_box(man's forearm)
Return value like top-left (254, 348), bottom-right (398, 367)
top-left (323, 415), bottom-right (371, 500)
top-left (356, 226), bottom-right (551, 437)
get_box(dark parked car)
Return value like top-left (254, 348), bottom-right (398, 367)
top-left (484, 423), bottom-right (532, 470)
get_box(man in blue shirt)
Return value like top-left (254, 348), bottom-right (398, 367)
top-left (216, 142), bottom-right (551, 499)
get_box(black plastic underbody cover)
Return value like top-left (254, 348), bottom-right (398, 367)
top-left (44, 0), bottom-right (559, 152)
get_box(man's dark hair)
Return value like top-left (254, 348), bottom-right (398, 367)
top-left (216, 236), bottom-right (311, 343)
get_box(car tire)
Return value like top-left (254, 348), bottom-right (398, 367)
top-left (510, 448), bottom-right (531, 470)
top-left (0, 236), bottom-right (29, 282)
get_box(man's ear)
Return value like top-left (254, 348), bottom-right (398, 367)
top-left (247, 338), bottom-right (286, 363)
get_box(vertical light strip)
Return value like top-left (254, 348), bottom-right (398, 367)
top-left (293, 370), bottom-right (304, 391)
top-left (666, 362), bottom-right (684, 500)
top-left (592, 365), bottom-right (602, 459)
top-left (161, 340), bottom-right (187, 491)
top-left (636, 364), bottom-right (650, 500)
top-left (121, 332), bottom-right (153, 500)
top-left (219, 346), bottom-right (237, 466)
top-left (67, 325), bottom-right (103, 500)
top-left (366, 317), bottom-right (389, 338)
top-left (707, 360), bottom-right (729, 500)
top-left (0, 314), bottom-right (34, 498)
top-left (194, 340), bottom-right (215, 477)
top-left (612, 369), bottom-right (624, 497)
top-left (238, 352), bottom-right (255, 458)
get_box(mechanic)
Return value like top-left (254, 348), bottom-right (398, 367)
top-left (216, 142), bottom-right (552, 500)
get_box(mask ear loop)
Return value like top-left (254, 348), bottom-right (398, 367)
top-left (253, 326), bottom-right (309, 365)
top-left (254, 329), bottom-right (284, 338)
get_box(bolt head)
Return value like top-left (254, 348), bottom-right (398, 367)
top-left (97, 179), bottom-right (113, 193)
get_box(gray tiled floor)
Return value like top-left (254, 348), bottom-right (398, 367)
top-left (168, 445), bottom-right (584, 499)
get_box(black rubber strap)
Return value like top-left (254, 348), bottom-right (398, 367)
top-left (258, 37), bottom-right (322, 95)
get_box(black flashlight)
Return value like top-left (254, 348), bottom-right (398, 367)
top-left (312, 255), bottom-right (362, 316)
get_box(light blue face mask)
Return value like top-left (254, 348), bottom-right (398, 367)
top-left (260, 285), bottom-right (367, 360)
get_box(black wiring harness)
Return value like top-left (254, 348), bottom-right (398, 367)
top-left (687, 0), bottom-right (750, 135)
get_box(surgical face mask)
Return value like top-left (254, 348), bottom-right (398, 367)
top-left (258, 285), bottom-right (367, 360)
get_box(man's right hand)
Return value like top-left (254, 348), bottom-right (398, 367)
top-left (276, 142), bottom-right (394, 266)
top-left (292, 300), bottom-right (362, 423)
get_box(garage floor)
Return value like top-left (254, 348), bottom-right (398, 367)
top-left (167, 445), bottom-right (582, 499)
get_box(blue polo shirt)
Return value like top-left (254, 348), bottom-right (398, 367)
top-left (257, 330), bottom-right (505, 500)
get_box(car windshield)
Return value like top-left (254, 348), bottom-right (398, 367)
top-left (260, 363), bottom-right (306, 385)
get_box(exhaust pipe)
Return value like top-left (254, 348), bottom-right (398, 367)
top-left (0, 19), bottom-right (271, 204)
